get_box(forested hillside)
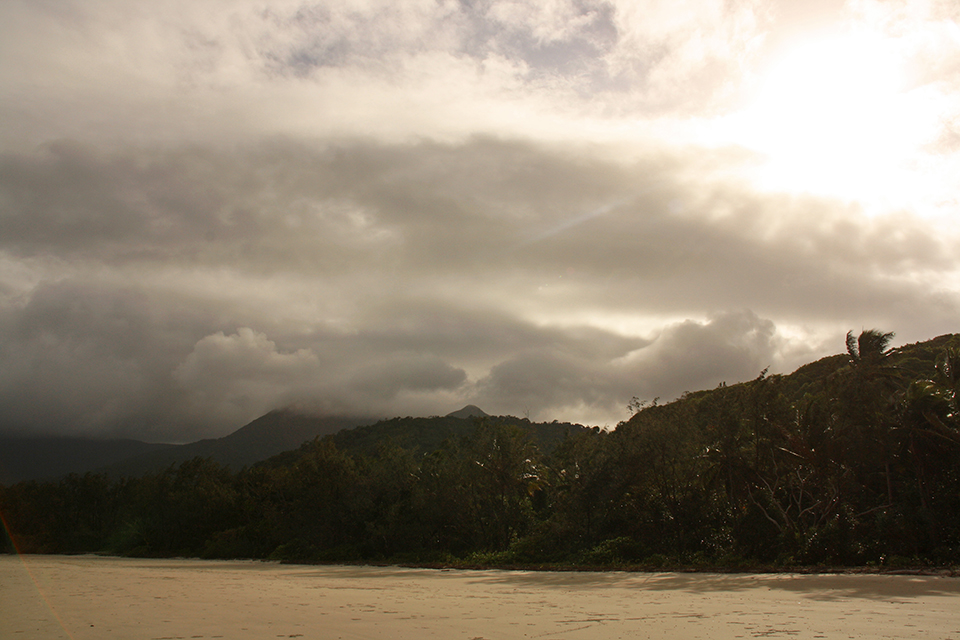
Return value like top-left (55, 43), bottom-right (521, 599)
top-left (3, 331), bottom-right (959, 570)
top-left (0, 412), bottom-right (379, 483)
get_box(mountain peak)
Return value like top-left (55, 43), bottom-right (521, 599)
top-left (446, 405), bottom-right (489, 419)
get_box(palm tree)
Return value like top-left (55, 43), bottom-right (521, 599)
top-left (895, 346), bottom-right (960, 520)
top-left (840, 329), bottom-right (901, 506)
top-left (846, 329), bottom-right (897, 375)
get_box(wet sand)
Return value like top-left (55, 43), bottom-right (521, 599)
top-left (2, 555), bottom-right (959, 639)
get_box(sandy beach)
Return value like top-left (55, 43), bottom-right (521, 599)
top-left (2, 555), bottom-right (958, 640)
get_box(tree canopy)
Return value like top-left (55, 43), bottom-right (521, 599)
top-left (4, 331), bottom-right (960, 570)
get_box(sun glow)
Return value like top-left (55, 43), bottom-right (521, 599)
top-left (713, 30), bottom-right (941, 214)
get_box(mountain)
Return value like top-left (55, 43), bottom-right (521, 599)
top-left (0, 436), bottom-right (173, 484)
top-left (6, 332), bottom-right (960, 565)
top-left (0, 406), bottom-right (538, 483)
top-left (446, 404), bottom-right (489, 419)
top-left (9, 333), bottom-right (955, 485)
top-left (261, 408), bottom-right (587, 469)
top-left (330, 411), bottom-right (586, 456)
top-left (0, 411), bottom-right (378, 483)
top-left (98, 411), bottom-right (377, 478)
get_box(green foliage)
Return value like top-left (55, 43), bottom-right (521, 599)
top-left (3, 331), bottom-right (960, 569)
top-left (575, 537), bottom-right (645, 565)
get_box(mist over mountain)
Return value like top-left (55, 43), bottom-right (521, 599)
top-left (4, 332), bottom-right (960, 568)
top-left (0, 437), bottom-right (172, 485)
top-left (446, 405), bottom-right (489, 420)
top-left (98, 412), bottom-right (379, 480)
top-left (0, 412), bottom-right (378, 483)
top-left (4, 332), bottom-right (958, 484)
top-left (0, 405), bottom-right (509, 482)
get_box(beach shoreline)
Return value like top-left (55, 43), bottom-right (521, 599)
top-left (4, 554), bottom-right (960, 639)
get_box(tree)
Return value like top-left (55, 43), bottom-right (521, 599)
top-left (892, 345), bottom-right (960, 548)
top-left (467, 420), bottom-right (542, 551)
top-left (839, 330), bottom-right (902, 506)
top-left (846, 329), bottom-right (897, 373)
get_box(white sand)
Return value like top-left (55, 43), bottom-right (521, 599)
top-left (2, 555), bottom-right (958, 640)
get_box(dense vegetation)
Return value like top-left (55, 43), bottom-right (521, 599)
top-left (3, 331), bottom-right (960, 570)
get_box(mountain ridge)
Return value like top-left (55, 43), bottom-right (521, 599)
top-left (0, 405), bottom-right (492, 483)
top-left (3, 331), bottom-right (957, 484)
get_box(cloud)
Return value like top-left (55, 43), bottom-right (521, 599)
top-left (349, 354), bottom-right (467, 397)
top-left (0, 135), bottom-right (957, 438)
top-left (473, 348), bottom-right (613, 421)
top-left (471, 309), bottom-right (782, 425)
top-left (0, 1), bottom-right (958, 441)
top-left (0, 0), bottom-right (777, 150)
top-left (618, 310), bottom-right (780, 400)
top-left (5, 137), bottom-right (953, 295)
top-left (173, 328), bottom-right (324, 430)
top-left (0, 281), bottom-right (211, 439)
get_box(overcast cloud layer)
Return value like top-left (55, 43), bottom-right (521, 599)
top-left (2, 0), bottom-right (959, 441)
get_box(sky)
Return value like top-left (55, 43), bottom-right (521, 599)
top-left (1, 0), bottom-right (959, 442)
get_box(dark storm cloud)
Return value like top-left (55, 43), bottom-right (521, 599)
top-left (2, 137), bottom-right (645, 275)
top-left (349, 355), bottom-right (468, 397)
top-left (0, 281), bottom-right (217, 440)
top-left (353, 297), bottom-right (650, 367)
top-left (475, 349), bottom-right (605, 418)
top-left (2, 0), bottom-right (958, 441)
top-left (0, 136), bottom-right (957, 438)
top-left (7, 137), bottom-right (948, 285)
top-left (2, 135), bottom-right (955, 316)
top-left (472, 310), bottom-right (781, 423)
top-left (622, 309), bottom-right (780, 399)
